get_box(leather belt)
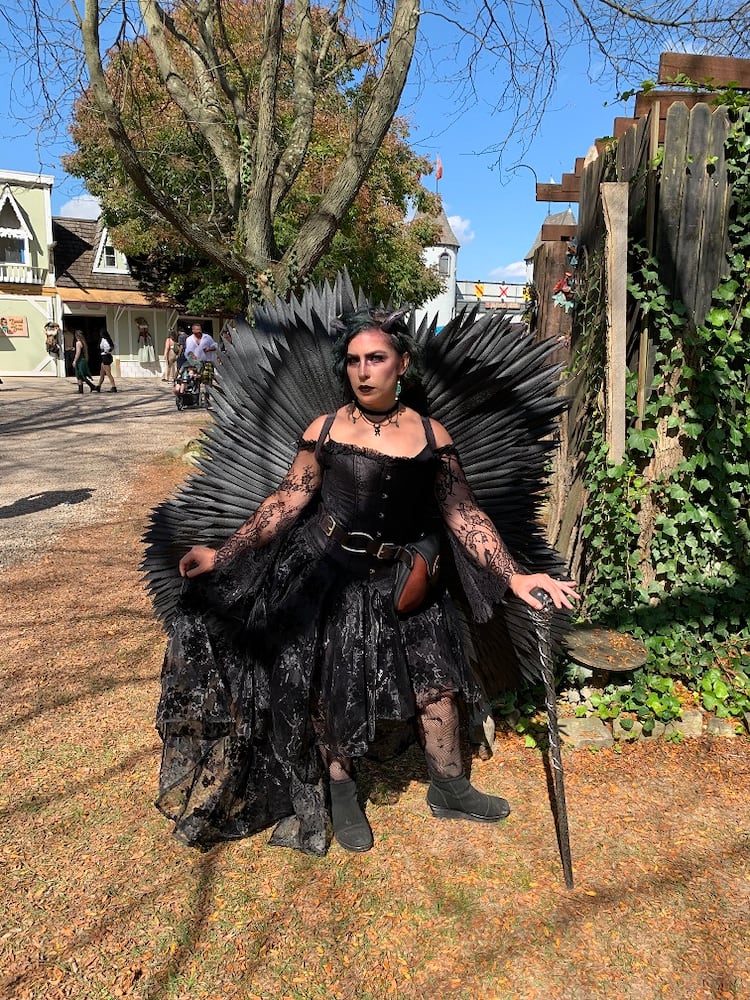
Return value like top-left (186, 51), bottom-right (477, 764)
top-left (318, 510), bottom-right (412, 566)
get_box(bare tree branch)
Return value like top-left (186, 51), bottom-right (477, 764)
top-left (79, 0), bottom-right (249, 279)
top-left (270, 0), bottom-right (316, 214)
top-left (282, 0), bottom-right (420, 277)
top-left (241, 0), bottom-right (283, 263)
top-left (137, 0), bottom-right (242, 204)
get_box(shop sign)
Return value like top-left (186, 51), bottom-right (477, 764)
top-left (0, 315), bottom-right (29, 337)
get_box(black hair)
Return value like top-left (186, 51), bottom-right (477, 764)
top-left (331, 308), bottom-right (424, 406)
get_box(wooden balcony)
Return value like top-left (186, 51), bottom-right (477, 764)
top-left (0, 263), bottom-right (48, 284)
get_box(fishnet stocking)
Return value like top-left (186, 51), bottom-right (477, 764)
top-left (416, 695), bottom-right (462, 779)
top-left (320, 748), bottom-right (353, 783)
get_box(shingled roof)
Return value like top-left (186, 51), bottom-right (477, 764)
top-left (524, 208), bottom-right (576, 261)
top-left (53, 217), bottom-right (141, 292)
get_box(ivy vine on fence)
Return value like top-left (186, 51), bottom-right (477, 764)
top-left (573, 102), bottom-right (750, 720)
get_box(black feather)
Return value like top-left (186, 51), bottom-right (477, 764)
top-left (142, 275), bottom-right (570, 688)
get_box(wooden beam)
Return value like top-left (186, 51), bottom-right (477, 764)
top-left (561, 173), bottom-right (580, 193)
top-left (536, 174), bottom-right (580, 203)
top-left (536, 185), bottom-right (579, 203)
top-left (614, 114), bottom-right (665, 142)
top-left (658, 52), bottom-right (750, 89)
top-left (600, 182), bottom-right (629, 464)
top-left (574, 157), bottom-right (586, 175)
top-left (634, 90), bottom-right (712, 117)
top-left (613, 117), bottom-right (638, 137)
top-left (540, 224), bottom-right (578, 242)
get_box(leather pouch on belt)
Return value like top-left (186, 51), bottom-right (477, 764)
top-left (392, 535), bottom-right (441, 615)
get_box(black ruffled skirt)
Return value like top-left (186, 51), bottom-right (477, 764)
top-left (155, 516), bottom-right (481, 855)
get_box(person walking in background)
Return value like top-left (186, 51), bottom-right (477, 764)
top-left (184, 323), bottom-right (218, 408)
top-left (183, 323), bottom-right (218, 363)
top-left (73, 331), bottom-right (99, 394)
top-left (163, 330), bottom-right (179, 382)
top-left (176, 326), bottom-right (189, 372)
top-left (97, 330), bottom-right (118, 393)
top-left (62, 327), bottom-right (76, 377)
top-left (219, 320), bottom-right (235, 355)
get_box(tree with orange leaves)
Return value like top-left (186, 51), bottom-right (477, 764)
top-left (60, 0), bottom-right (443, 311)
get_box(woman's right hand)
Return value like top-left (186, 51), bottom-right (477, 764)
top-left (179, 545), bottom-right (217, 577)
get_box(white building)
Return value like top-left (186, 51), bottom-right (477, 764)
top-left (413, 203), bottom-right (460, 331)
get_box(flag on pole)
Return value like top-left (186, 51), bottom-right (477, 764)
top-left (435, 155), bottom-right (443, 181)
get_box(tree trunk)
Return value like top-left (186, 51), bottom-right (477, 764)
top-left (78, 0), bottom-right (421, 299)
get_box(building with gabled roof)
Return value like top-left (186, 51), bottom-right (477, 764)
top-left (0, 168), bottom-right (219, 379)
top-left (0, 169), bottom-right (58, 376)
top-left (52, 216), bottom-right (185, 378)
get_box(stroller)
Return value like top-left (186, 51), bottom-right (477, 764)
top-left (173, 360), bottom-right (203, 410)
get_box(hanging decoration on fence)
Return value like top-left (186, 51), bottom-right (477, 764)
top-left (552, 239), bottom-right (579, 312)
top-left (552, 272), bottom-right (576, 311)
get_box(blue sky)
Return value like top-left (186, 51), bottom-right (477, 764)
top-left (0, 11), bottom-right (634, 285)
top-left (398, 9), bottom-right (634, 283)
top-left (402, 70), bottom-right (620, 282)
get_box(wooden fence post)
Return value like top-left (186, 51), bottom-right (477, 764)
top-left (600, 182), bottom-right (629, 464)
top-left (636, 105), bottom-right (660, 427)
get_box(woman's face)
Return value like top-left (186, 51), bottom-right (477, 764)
top-left (346, 329), bottom-right (409, 409)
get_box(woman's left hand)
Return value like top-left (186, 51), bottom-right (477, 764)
top-left (509, 573), bottom-right (580, 610)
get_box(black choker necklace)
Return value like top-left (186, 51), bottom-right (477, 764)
top-left (356, 399), bottom-right (400, 417)
top-left (350, 400), bottom-right (401, 436)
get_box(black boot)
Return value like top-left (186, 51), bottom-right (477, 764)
top-left (329, 778), bottom-right (373, 852)
top-left (77, 384), bottom-right (84, 394)
top-left (426, 773), bottom-right (510, 823)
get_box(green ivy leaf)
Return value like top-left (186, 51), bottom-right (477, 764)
top-left (628, 427), bottom-right (658, 452)
top-left (706, 307), bottom-right (733, 327)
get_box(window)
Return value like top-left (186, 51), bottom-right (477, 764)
top-left (93, 228), bottom-right (130, 274)
top-left (438, 251), bottom-right (451, 277)
top-left (0, 236), bottom-right (24, 264)
top-left (0, 186), bottom-right (32, 267)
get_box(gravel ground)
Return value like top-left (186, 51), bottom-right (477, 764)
top-left (0, 376), bottom-right (207, 569)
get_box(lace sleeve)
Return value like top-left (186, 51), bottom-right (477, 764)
top-left (214, 440), bottom-right (321, 566)
top-left (434, 446), bottom-right (519, 587)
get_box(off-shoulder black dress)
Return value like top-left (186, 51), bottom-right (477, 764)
top-left (155, 417), bottom-right (509, 855)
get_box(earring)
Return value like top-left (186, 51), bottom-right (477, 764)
top-left (395, 378), bottom-right (402, 399)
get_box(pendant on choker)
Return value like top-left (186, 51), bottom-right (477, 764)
top-left (350, 400), bottom-right (401, 436)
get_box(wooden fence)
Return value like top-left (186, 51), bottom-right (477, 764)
top-left (543, 102), bottom-right (733, 575)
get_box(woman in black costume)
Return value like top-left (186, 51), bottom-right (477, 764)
top-left (171, 309), bottom-right (578, 854)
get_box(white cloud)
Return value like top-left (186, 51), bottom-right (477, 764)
top-left (58, 194), bottom-right (101, 219)
top-left (448, 215), bottom-right (474, 244)
top-left (488, 260), bottom-right (527, 281)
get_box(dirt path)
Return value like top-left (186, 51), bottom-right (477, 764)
top-left (0, 376), bottom-right (205, 569)
top-left (1, 388), bottom-right (749, 1000)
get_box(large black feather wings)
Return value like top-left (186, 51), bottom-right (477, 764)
top-left (142, 274), bottom-right (568, 690)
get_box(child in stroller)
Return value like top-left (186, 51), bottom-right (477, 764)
top-left (173, 355), bottom-right (203, 410)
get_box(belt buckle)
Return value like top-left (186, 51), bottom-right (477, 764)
top-left (321, 513), bottom-right (336, 538)
top-left (374, 542), bottom-right (394, 560)
top-left (340, 530), bottom-right (374, 554)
